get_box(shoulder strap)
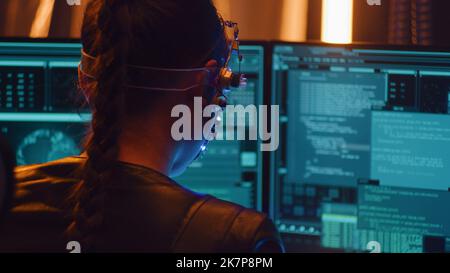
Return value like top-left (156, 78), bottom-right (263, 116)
top-left (171, 196), bottom-right (244, 253)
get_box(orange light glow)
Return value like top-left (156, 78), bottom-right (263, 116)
top-left (321, 0), bottom-right (354, 44)
top-left (30, 0), bottom-right (56, 38)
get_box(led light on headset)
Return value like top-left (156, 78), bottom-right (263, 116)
top-left (219, 68), bottom-right (246, 89)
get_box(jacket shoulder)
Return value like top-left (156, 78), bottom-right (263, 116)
top-left (0, 157), bottom-right (83, 252)
top-left (13, 157), bottom-right (83, 207)
top-left (15, 156), bottom-right (83, 183)
top-left (173, 196), bottom-right (284, 253)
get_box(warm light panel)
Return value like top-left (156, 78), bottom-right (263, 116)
top-left (281, 0), bottom-right (308, 41)
top-left (321, 0), bottom-right (353, 44)
top-left (30, 0), bottom-right (56, 38)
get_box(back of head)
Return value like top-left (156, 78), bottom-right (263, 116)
top-left (69, 0), bottom-right (227, 251)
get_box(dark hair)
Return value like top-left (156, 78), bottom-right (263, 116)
top-left (68, 0), bottom-right (227, 250)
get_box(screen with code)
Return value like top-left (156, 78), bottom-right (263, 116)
top-left (272, 44), bottom-right (450, 253)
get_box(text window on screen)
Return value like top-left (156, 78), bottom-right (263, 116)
top-left (286, 70), bottom-right (386, 187)
top-left (371, 111), bottom-right (450, 191)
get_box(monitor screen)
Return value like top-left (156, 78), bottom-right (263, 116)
top-left (271, 44), bottom-right (450, 253)
top-left (0, 40), bottom-right (87, 166)
top-left (0, 40), bottom-right (265, 210)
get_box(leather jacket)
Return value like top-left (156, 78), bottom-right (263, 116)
top-left (0, 156), bottom-right (284, 253)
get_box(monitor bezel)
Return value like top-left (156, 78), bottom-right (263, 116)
top-left (270, 40), bottom-right (450, 53)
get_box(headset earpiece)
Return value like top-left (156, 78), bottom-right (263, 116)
top-left (217, 20), bottom-right (246, 90)
top-left (219, 67), bottom-right (244, 89)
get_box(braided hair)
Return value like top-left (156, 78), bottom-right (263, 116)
top-left (68, 0), bottom-right (227, 251)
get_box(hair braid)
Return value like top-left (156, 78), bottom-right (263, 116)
top-left (68, 0), bottom-right (228, 252)
top-left (68, 0), bottom-right (130, 251)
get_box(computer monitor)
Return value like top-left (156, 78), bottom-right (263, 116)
top-left (0, 40), bottom-right (87, 166)
top-left (0, 39), bottom-right (265, 210)
top-left (271, 43), bottom-right (450, 253)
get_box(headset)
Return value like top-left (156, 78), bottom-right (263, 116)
top-left (219, 19), bottom-right (245, 90)
top-left (78, 19), bottom-right (246, 159)
top-left (79, 19), bottom-right (246, 94)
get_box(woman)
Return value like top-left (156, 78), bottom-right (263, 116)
top-left (0, 0), bottom-right (283, 253)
